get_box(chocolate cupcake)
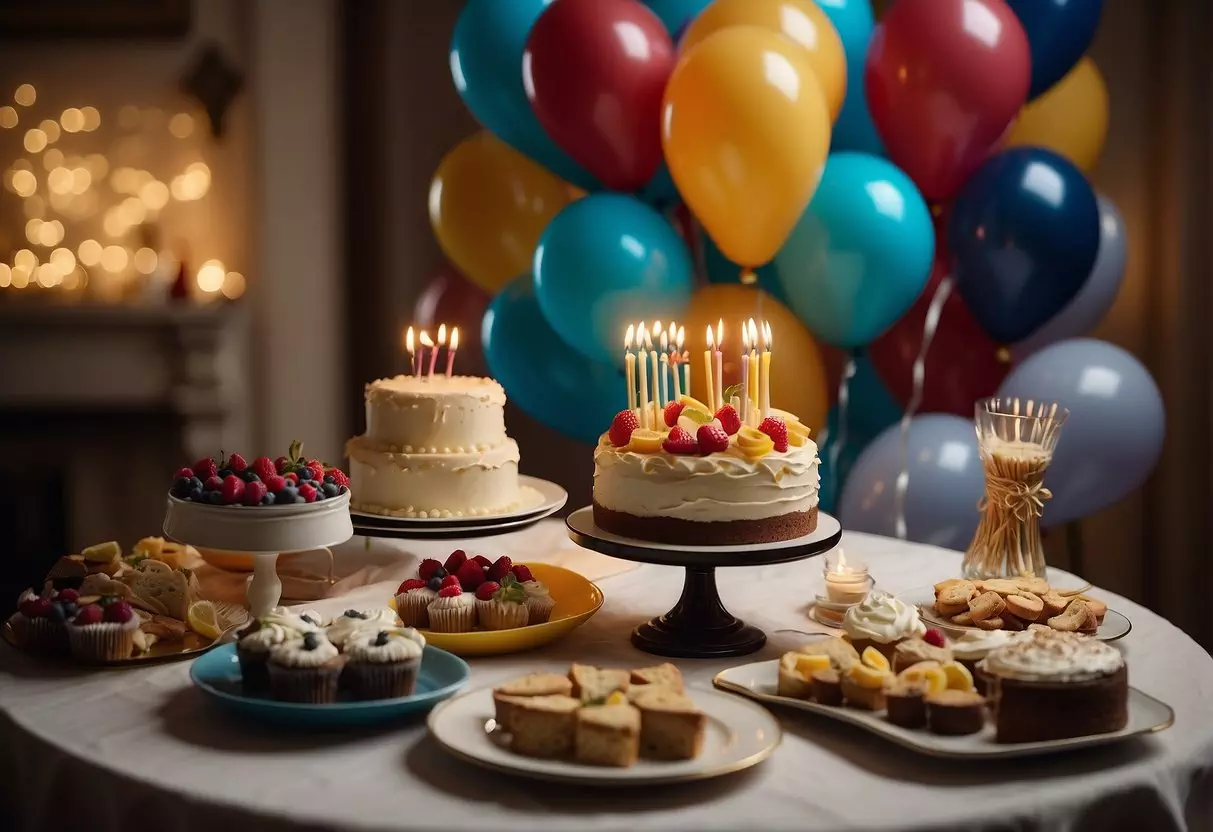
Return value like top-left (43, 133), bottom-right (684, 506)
top-left (236, 609), bottom-right (320, 692)
top-left (810, 669), bottom-right (844, 706)
top-left (926, 690), bottom-right (986, 736)
top-left (343, 628), bottom-right (425, 700)
top-left (267, 632), bottom-right (345, 703)
top-left (884, 682), bottom-right (927, 729)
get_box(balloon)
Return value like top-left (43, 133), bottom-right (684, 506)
top-left (450, 0), bottom-right (594, 190)
top-left (682, 284), bottom-right (830, 433)
top-left (702, 236), bottom-right (788, 304)
top-left (1012, 194), bottom-right (1125, 359)
top-left (868, 264), bottom-right (1011, 417)
top-left (414, 267), bottom-right (491, 376)
top-left (663, 26), bottom-right (832, 267)
top-left (680, 0), bottom-right (848, 122)
top-left (1005, 57), bottom-right (1108, 173)
top-left (1005, 0), bottom-right (1103, 100)
top-left (997, 338), bottom-right (1163, 525)
top-left (948, 147), bottom-right (1101, 344)
top-left (865, 0), bottom-right (1030, 202)
top-left (819, 0), bottom-right (885, 156)
top-left (644, 0), bottom-right (713, 34)
top-left (524, 0), bottom-right (675, 192)
top-left (429, 133), bottom-right (577, 294)
top-left (839, 414), bottom-right (985, 550)
top-left (534, 194), bottom-right (695, 365)
top-left (483, 275), bottom-right (627, 445)
top-left (771, 152), bottom-right (934, 349)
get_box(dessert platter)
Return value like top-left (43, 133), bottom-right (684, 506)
top-left (191, 604), bottom-right (469, 727)
top-left (428, 659), bottom-right (781, 785)
top-left (3, 538), bottom-right (246, 664)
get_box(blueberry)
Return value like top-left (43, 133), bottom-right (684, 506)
top-left (322, 483), bottom-right (339, 498)
top-left (49, 603), bottom-right (66, 622)
top-left (260, 492), bottom-right (276, 506)
top-left (208, 491), bottom-right (224, 504)
top-left (240, 470), bottom-right (261, 483)
top-left (339, 485), bottom-right (349, 494)
top-left (343, 609), bottom-right (368, 619)
top-left (433, 566), bottom-right (447, 579)
top-left (188, 487), bottom-right (204, 501)
top-left (302, 632), bottom-right (321, 650)
top-left (292, 494), bottom-right (306, 504)
top-left (172, 477), bottom-right (193, 497)
top-left (189, 476), bottom-right (204, 490)
top-left (427, 576), bottom-right (442, 591)
top-left (374, 630), bottom-right (391, 646)
top-left (218, 468), bottom-right (233, 479)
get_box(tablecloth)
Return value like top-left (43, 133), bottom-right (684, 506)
top-left (2, 524), bottom-right (1212, 832)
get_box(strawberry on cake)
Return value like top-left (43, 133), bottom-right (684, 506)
top-left (593, 395), bottom-right (821, 545)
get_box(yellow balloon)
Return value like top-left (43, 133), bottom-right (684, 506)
top-left (429, 132), bottom-right (576, 293)
top-left (1006, 57), bottom-right (1108, 173)
top-left (684, 284), bottom-right (829, 434)
top-left (680, 0), bottom-right (846, 122)
top-left (663, 26), bottom-right (831, 268)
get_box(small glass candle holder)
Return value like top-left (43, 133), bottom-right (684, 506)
top-left (822, 550), bottom-right (871, 606)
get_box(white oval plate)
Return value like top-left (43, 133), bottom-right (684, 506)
top-left (426, 684), bottom-right (781, 786)
top-left (899, 585), bottom-right (1132, 642)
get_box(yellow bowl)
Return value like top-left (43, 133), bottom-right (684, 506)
top-left (397, 562), bottom-right (603, 658)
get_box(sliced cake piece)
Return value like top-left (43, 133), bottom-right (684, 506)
top-left (632, 687), bottom-right (706, 761)
top-left (492, 673), bottom-right (574, 730)
top-left (630, 662), bottom-right (684, 692)
top-left (504, 694), bottom-right (581, 758)
top-left (575, 703), bottom-right (641, 767)
top-left (569, 663), bottom-right (630, 704)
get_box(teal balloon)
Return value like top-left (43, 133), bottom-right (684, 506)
top-left (643, 0), bottom-right (712, 34)
top-left (818, 0), bottom-right (885, 155)
top-left (483, 276), bottom-right (626, 445)
top-left (771, 152), bottom-right (934, 348)
top-left (817, 356), bottom-right (903, 512)
top-left (702, 237), bottom-right (788, 305)
top-left (534, 194), bottom-right (694, 365)
top-left (450, 0), bottom-right (596, 190)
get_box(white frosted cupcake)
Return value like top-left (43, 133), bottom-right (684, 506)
top-left (343, 627), bottom-right (425, 700)
top-left (427, 586), bottom-right (476, 633)
top-left (267, 631), bottom-right (345, 703)
top-left (236, 608), bottom-right (321, 691)
top-left (394, 579), bottom-right (439, 628)
top-left (511, 564), bottom-right (555, 625)
top-left (474, 575), bottom-right (530, 631)
top-left (842, 591), bottom-right (926, 661)
top-left (326, 608), bottom-right (401, 650)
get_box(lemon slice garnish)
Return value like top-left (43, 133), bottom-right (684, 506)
top-left (940, 660), bottom-right (975, 692)
top-left (860, 646), bottom-right (891, 673)
top-left (187, 600), bottom-right (223, 640)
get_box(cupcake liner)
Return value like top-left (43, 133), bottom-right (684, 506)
top-left (267, 661), bottom-right (343, 703)
top-left (525, 595), bottom-right (556, 626)
top-left (345, 658), bottom-right (419, 700)
top-left (427, 603), bottom-right (476, 633)
top-left (477, 599), bottom-right (530, 631)
top-left (12, 615), bottom-right (68, 654)
top-left (395, 592), bottom-right (431, 629)
top-left (68, 621), bottom-right (138, 662)
top-left (237, 645), bottom-right (272, 693)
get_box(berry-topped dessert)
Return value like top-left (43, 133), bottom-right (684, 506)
top-left (393, 549), bottom-right (553, 633)
top-left (169, 440), bottom-right (350, 506)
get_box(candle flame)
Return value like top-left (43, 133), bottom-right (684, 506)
top-left (660, 329), bottom-right (669, 350)
top-left (705, 324), bottom-right (714, 350)
top-left (450, 327), bottom-right (459, 350)
top-left (676, 326), bottom-right (685, 350)
top-left (643, 326), bottom-right (653, 350)
top-left (716, 318), bottom-right (723, 346)
top-left (835, 550), bottom-right (847, 574)
top-left (437, 323), bottom-right (447, 345)
top-left (741, 323), bottom-right (749, 350)
top-left (747, 318), bottom-right (758, 349)
top-left (651, 320), bottom-right (662, 338)
top-left (419, 330), bottom-right (434, 347)
top-left (763, 320), bottom-right (772, 350)
top-left (624, 323), bottom-right (634, 350)
top-left (405, 326), bottom-right (414, 354)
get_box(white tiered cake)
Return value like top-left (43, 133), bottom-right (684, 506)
top-left (346, 375), bottom-right (532, 518)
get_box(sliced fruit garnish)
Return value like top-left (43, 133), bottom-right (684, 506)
top-left (625, 429), bottom-right (666, 454)
top-left (897, 660), bottom-right (941, 685)
top-left (940, 660), bottom-right (975, 692)
top-left (921, 666), bottom-right (949, 695)
top-left (787, 430), bottom-right (808, 447)
top-left (847, 663), bottom-right (890, 690)
top-left (679, 394), bottom-right (710, 412)
top-left (860, 646), bottom-right (891, 673)
top-left (605, 690), bottom-right (628, 706)
top-left (187, 600), bottom-right (222, 640)
top-left (679, 407), bottom-right (714, 425)
top-left (794, 653), bottom-right (832, 676)
top-left (736, 426), bottom-right (775, 459)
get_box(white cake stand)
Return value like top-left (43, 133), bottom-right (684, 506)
top-left (163, 492), bottom-right (354, 618)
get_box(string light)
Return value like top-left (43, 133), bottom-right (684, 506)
top-left (11, 169), bottom-right (37, 197)
top-left (38, 119), bottom-right (61, 144)
top-left (37, 220), bottom-right (65, 247)
top-left (168, 112), bottom-right (194, 138)
top-left (133, 247), bottom-right (158, 275)
top-left (25, 219), bottom-right (42, 244)
top-left (14, 84), bottom-right (36, 106)
top-left (70, 167), bottom-right (91, 194)
top-left (14, 250), bottom-right (38, 271)
top-left (11, 266), bottom-right (30, 289)
top-left (102, 208), bottom-right (128, 238)
top-left (139, 180), bottom-right (169, 211)
top-left (0, 265), bottom-right (10, 288)
top-left (23, 128), bottom-right (47, 153)
top-left (0, 106), bottom-right (17, 128)
top-left (48, 166), bottom-right (73, 194)
top-left (196, 259), bottom-right (225, 292)
top-left (221, 271), bottom-right (246, 300)
top-left (49, 248), bottom-right (76, 274)
top-left (60, 108), bottom-right (84, 133)
top-left (42, 148), bottom-right (64, 170)
top-left (78, 240), bottom-right (102, 266)
top-left (80, 106), bottom-right (100, 131)
top-left (85, 154), bottom-right (108, 179)
top-left (101, 245), bottom-right (128, 273)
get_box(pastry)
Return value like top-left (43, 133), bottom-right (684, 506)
top-left (810, 668), bottom-right (844, 705)
top-left (342, 627), bottom-right (425, 700)
top-left (884, 682), bottom-right (927, 729)
top-left (975, 616), bottom-right (1005, 631)
top-left (1040, 590), bottom-right (1069, 617)
top-left (892, 638), bottom-right (952, 674)
top-left (575, 703), bottom-right (641, 767)
top-left (569, 663), bottom-right (631, 704)
top-left (792, 636), bottom-right (861, 671)
top-left (475, 575), bottom-right (530, 631)
top-left (236, 609), bottom-right (320, 691)
top-left (933, 576), bottom-right (1111, 637)
top-left (840, 660), bottom-right (892, 711)
top-left (926, 690), bottom-right (986, 735)
top-left (10, 588), bottom-right (71, 654)
top-left (325, 608), bottom-right (401, 648)
top-left (66, 599), bottom-right (141, 662)
top-left (267, 631), bottom-right (345, 703)
top-left (118, 559), bottom-right (200, 620)
top-left (504, 694), bottom-right (581, 758)
top-left (1078, 595), bottom-right (1108, 621)
top-left (777, 651), bottom-right (831, 699)
top-left (631, 687), bottom-right (706, 760)
top-left (842, 591), bottom-right (926, 661)
top-left (630, 663), bottom-right (684, 692)
top-left (493, 673), bottom-right (575, 730)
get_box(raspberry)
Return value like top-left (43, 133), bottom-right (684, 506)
top-left (923, 628), bottom-right (947, 649)
top-left (472, 555), bottom-right (492, 570)
top-left (397, 578), bottom-right (427, 593)
top-left (192, 457), bottom-right (218, 480)
top-left (663, 401), bottom-right (685, 427)
top-left (456, 560), bottom-right (486, 591)
top-left (19, 595), bottom-right (51, 618)
top-left (511, 564), bottom-right (534, 583)
top-left (104, 600), bottom-right (134, 623)
top-left (243, 480), bottom-right (268, 506)
top-left (486, 555), bottom-right (513, 582)
top-left (251, 456), bottom-right (277, 481)
top-left (714, 404), bottom-right (741, 436)
top-left (283, 472), bottom-right (299, 484)
top-left (437, 585), bottom-right (463, 598)
top-left (73, 604), bottom-right (104, 626)
top-left (475, 581), bottom-right (500, 601)
top-left (608, 409), bottom-right (640, 447)
top-left (226, 453), bottom-right (248, 473)
top-left (662, 426), bottom-right (698, 455)
top-left (220, 475), bottom-right (245, 505)
top-left (418, 558), bottom-right (443, 581)
top-left (325, 467), bottom-right (350, 488)
top-left (305, 459), bottom-right (326, 482)
top-left (55, 588), bottom-right (79, 604)
top-left (444, 549), bottom-right (468, 572)
top-left (298, 483), bottom-right (318, 503)
top-left (274, 456), bottom-right (290, 473)
top-left (174, 466), bottom-right (195, 481)
top-left (758, 417), bottom-right (789, 452)
top-left (440, 574), bottom-right (462, 589)
top-left (264, 474), bottom-right (287, 493)
top-left (204, 476), bottom-right (224, 493)
top-left (697, 424), bottom-right (730, 454)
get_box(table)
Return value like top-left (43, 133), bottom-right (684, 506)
top-left (2, 523), bottom-right (1212, 832)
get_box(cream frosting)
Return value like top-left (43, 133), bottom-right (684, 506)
top-left (344, 628), bottom-right (425, 663)
top-left (325, 608), bottom-right (401, 648)
top-left (362, 374), bottom-right (508, 450)
top-left (843, 591), bottom-right (926, 644)
top-left (979, 629), bottom-right (1123, 682)
top-left (238, 609), bottom-right (320, 653)
top-left (592, 436), bottom-right (820, 522)
top-left (521, 580), bottom-right (549, 600)
top-left (950, 629), bottom-right (1016, 661)
top-left (269, 633), bottom-right (340, 668)
top-left (428, 592), bottom-right (475, 611)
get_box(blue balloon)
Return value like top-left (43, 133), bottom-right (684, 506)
top-left (483, 276), bottom-right (626, 445)
top-left (450, 0), bottom-right (596, 190)
top-left (702, 237), bottom-right (788, 304)
top-left (534, 194), bottom-right (694, 365)
top-left (818, 0), bottom-right (885, 156)
top-left (839, 414), bottom-right (985, 551)
top-left (817, 356), bottom-right (903, 512)
top-left (643, 0), bottom-right (712, 35)
top-left (997, 338), bottom-right (1164, 526)
top-left (771, 153), bottom-right (934, 348)
top-left (1006, 0), bottom-right (1103, 100)
top-left (949, 147), bottom-right (1100, 344)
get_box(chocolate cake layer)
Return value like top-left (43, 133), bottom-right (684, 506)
top-left (592, 503), bottom-right (818, 546)
top-left (983, 663), bottom-right (1128, 744)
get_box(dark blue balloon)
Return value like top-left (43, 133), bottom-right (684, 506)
top-left (817, 356), bottom-right (903, 513)
top-left (1006, 0), bottom-right (1103, 100)
top-left (948, 147), bottom-right (1100, 344)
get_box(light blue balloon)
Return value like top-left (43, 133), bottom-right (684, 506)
top-left (771, 152), bottom-right (934, 348)
top-left (702, 236), bottom-right (788, 305)
top-left (483, 276), bottom-right (626, 445)
top-left (997, 338), bottom-right (1164, 526)
top-left (643, 0), bottom-right (712, 34)
top-left (818, 0), bottom-right (885, 156)
top-left (818, 358), bottom-right (903, 513)
top-left (450, 0), bottom-right (596, 190)
top-left (534, 194), bottom-right (694, 365)
top-left (839, 414), bottom-right (985, 551)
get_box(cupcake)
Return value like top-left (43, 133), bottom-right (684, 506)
top-left (884, 682), bottom-right (927, 729)
top-left (475, 575), bottom-right (530, 631)
top-left (325, 608), bottom-right (401, 650)
top-left (343, 627), bottom-right (425, 700)
top-left (394, 579), bottom-right (438, 629)
top-left (67, 600), bottom-right (140, 661)
top-left (427, 585), bottom-right (476, 633)
top-left (511, 564), bottom-right (555, 625)
top-left (236, 608), bottom-right (320, 692)
top-left (267, 631), bottom-right (345, 703)
top-left (842, 591), bottom-right (925, 662)
top-left (11, 588), bottom-right (71, 654)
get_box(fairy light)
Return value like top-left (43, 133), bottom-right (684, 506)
top-left (14, 250), bottom-right (38, 271)
top-left (168, 112), bottom-right (194, 138)
top-left (25, 219), bottom-right (42, 244)
top-left (0, 265), bottom-right (10, 288)
top-left (119, 196), bottom-right (147, 225)
top-left (80, 106), bottom-right (100, 131)
top-left (85, 154), bottom-right (108, 179)
top-left (140, 180), bottom-right (169, 211)
top-left (133, 247), bottom-right (158, 275)
top-left (0, 106), bottom-right (17, 128)
top-left (60, 108), bottom-right (84, 132)
top-left (49, 248), bottom-right (75, 274)
top-left (37, 220), bottom-right (64, 247)
top-left (221, 271), bottom-right (246, 299)
top-left (78, 240), bottom-right (102, 266)
top-left (102, 208), bottom-right (128, 238)
top-left (43, 148), bottom-right (64, 170)
top-left (38, 119), bottom-right (61, 144)
top-left (23, 129), bottom-right (47, 153)
top-left (14, 84), bottom-right (36, 106)
top-left (100, 245), bottom-right (128, 273)
top-left (11, 169), bottom-right (36, 197)
top-left (196, 259), bottom-right (225, 292)
top-left (48, 166), bottom-right (73, 194)
top-left (70, 167), bottom-right (91, 194)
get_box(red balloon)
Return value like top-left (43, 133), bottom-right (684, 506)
top-left (414, 267), bottom-right (491, 375)
top-left (525, 0), bottom-right (675, 191)
top-left (865, 0), bottom-right (1030, 203)
top-left (868, 262), bottom-right (1011, 417)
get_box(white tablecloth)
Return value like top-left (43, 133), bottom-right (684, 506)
top-left (2, 524), bottom-right (1212, 832)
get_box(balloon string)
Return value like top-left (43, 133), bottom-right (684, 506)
top-left (827, 351), bottom-right (858, 509)
top-left (892, 275), bottom-right (954, 540)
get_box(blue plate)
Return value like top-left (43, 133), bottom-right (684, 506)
top-left (190, 643), bottom-right (470, 727)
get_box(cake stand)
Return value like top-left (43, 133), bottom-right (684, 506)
top-left (163, 493), bottom-right (354, 618)
top-left (565, 507), bottom-right (843, 659)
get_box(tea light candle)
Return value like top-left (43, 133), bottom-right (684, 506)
top-left (823, 550), bottom-right (870, 605)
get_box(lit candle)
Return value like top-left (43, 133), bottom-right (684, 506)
top-left (659, 329), bottom-right (670, 408)
top-left (624, 324), bottom-right (637, 412)
top-left (436, 324), bottom-right (447, 379)
top-left (445, 327), bottom-right (459, 377)
top-left (823, 550), bottom-right (871, 605)
top-left (679, 326), bottom-right (689, 402)
top-left (670, 326), bottom-right (683, 401)
top-left (637, 325), bottom-right (650, 429)
top-left (747, 318), bottom-right (759, 424)
top-left (646, 326), bottom-right (659, 428)
top-left (405, 326), bottom-right (416, 376)
top-left (760, 321), bottom-right (772, 418)
top-left (703, 325), bottom-right (716, 414)
top-left (420, 330), bottom-right (435, 378)
top-left (740, 324), bottom-right (750, 424)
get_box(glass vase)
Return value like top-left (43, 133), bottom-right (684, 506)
top-left (961, 397), bottom-right (1069, 581)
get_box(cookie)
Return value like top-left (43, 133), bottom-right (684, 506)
top-left (975, 616), bottom-right (1005, 631)
top-left (1046, 599), bottom-right (1090, 633)
top-left (975, 578), bottom-right (1021, 596)
top-left (1005, 592), bottom-right (1044, 622)
top-left (1040, 590), bottom-right (1069, 617)
top-left (938, 580), bottom-right (976, 608)
top-left (949, 611), bottom-right (974, 626)
top-left (935, 600), bottom-right (969, 617)
top-left (1014, 577), bottom-right (1050, 596)
top-left (934, 578), bottom-right (966, 596)
top-left (1078, 605), bottom-right (1099, 634)
top-left (1078, 595), bottom-right (1108, 621)
top-left (968, 591), bottom-right (1006, 623)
